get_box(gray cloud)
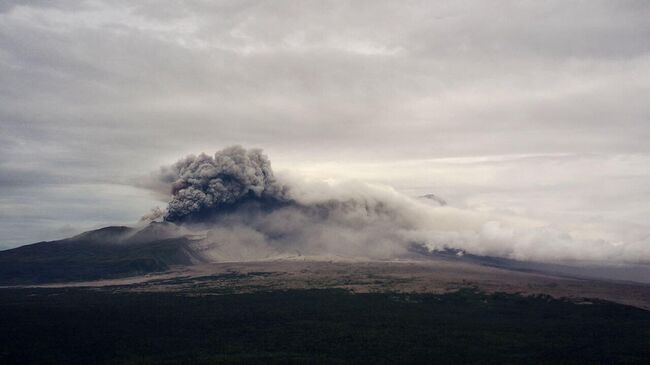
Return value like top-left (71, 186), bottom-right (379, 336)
top-left (0, 1), bottom-right (648, 258)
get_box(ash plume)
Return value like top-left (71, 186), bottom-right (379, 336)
top-left (140, 206), bottom-right (164, 223)
top-left (149, 146), bottom-right (424, 259)
top-left (146, 146), bottom-right (650, 264)
top-left (159, 146), bottom-right (289, 222)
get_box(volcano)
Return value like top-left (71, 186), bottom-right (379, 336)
top-left (2, 146), bottom-right (649, 308)
top-left (2, 222), bottom-right (649, 312)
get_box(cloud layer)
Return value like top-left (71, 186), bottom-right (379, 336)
top-left (0, 1), bottom-right (648, 254)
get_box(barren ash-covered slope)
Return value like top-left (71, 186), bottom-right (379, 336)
top-left (2, 222), bottom-right (650, 311)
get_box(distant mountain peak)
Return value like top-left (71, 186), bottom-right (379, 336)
top-left (419, 194), bottom-right (447, 206)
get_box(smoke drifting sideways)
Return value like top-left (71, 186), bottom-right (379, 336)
top-left (143, 146), bottom-right (650, 264)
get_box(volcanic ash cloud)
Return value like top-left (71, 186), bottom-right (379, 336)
top-left (145, 146), bottom-right (650, 264)
top-left (158, 146), bottom-right (290, 222)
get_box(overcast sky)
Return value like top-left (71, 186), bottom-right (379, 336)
top-left (1, 0), bottom-right (649, 250)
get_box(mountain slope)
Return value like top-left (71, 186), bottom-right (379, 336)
top-left (0, 225), bottom-right (205, 285)
top-left (2, 223), bottom-right (650, 289)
